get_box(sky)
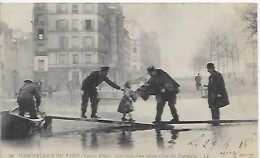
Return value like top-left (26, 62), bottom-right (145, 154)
top-left (0, 3), bottom-right (251, 77)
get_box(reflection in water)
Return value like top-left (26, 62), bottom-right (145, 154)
top-left (169, 129), bottom-right (179, 145)
top-left (155, 129), bottom-right (180, 149)
top-left (155, 129), bottom-right (164, 148)
top-left (117, 130), bottom-right (133, 149)
top-left (81, 132), bottom-right (87, 149)
top-left (91, 132), bottom-right (99, 149)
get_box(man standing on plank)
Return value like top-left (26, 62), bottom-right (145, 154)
top-left (206, 63), bottom-right (229, 125)
top-left (81, 66), bottom-right (121, 118)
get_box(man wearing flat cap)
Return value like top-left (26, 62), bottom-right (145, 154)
top-left (143, 66), bottom-right (180, 123)
top-left (81, 66), bottom-right (121, 118)
top-left (17, 79), bottom-right (41, 119)
top-left (206, 63), bottom-right (229, 125)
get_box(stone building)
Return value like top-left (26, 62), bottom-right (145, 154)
top-left (33, 3), bottom-right (127, 90)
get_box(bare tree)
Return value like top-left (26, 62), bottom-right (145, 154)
top-left (240, 4), bottom-right (257, 37)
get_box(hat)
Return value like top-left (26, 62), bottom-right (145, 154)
top-left (147, 66), bottom-right (156, 74)
top-left (100, 66), bottom-right (110, 72)
top-left (24, 79), bottom-right (33, 83)
top-left (207, 63), bottom-right (215, 69)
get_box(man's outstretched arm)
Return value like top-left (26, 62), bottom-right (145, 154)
top-left (104, 77), bottom-right (121, 90)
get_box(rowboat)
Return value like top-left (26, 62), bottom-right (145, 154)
top-left (1, 107), bottom-right (46, 139)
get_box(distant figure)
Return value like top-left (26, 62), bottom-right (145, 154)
top-left (48, 86), bottom-right (54, 98)
top-left (206, 63), bottom-right (229, 125)
top-left (17, 79), bottom-right (41, 119)
top-left (142, 66), bottom-right (180, 123)
top-left (118, 81), bottom-right (137, 121)
top-left (195, 73), bottom-right (201, 91)
top-left (81, 66), bottom-right (121, 118)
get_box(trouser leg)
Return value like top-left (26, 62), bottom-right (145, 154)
top-left (81, 91), bottom-right (89, 114)
top-left (168, 94), bottom-right (179, 119)
top-left (210, 105), bottom-right (220, 120)
top-left (28, 99), bottom-right (37, 119)
top-left (155, 95), bottom-right (166, 122)
top-left (90, 92), bottom-right (99, 116)
top-left (18, 100), bottom-right (26, 116)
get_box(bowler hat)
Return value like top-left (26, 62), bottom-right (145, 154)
top-left (24, 79), bottom-right (33, 83)
top-left (100, 66), bottom-right (110, 72)
top-left (147, 66), bottom-right (155, 74)
top-left (207, 63), bottom-right (215, 69)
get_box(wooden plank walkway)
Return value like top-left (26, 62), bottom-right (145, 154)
top-left (47, 115), bottom-right (257, 127)
top-left (48, 115), bottom-right (158, 129)
top-left (161, 119), bottom-right (257, 124)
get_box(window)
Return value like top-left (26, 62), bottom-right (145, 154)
top-left (59, 54), bottom-right (66, 64)
top-left (83, 37), bottom-right (94, 48)
top-left (60, 37), bottom-right (68, 49)
top-left (83, 4), bottom-right (93, 13)
top-left (72, 36), bottom-right (79, 48)
top-left (56, 20), bottom-right (67, 31)
top-left (72, 4), bottom-right (78, 14)
top-left (37, 15), bottom-right (44, 25)
top-left (38, 29), bottom-right (44, 40)
top-left (85, 20), bottom-right (92, 30)
top-left (38, 44), bottom-right (44, 52)
top-left (72, 54), bottom-right (79, 64)
top-left (38, 60), bottom-right (44, 71)
top-left (57, 3), bottom-right (67, 13)
top-left (85, 54), bottom-right (92, 64)
top-left (72, 20), bottom-right (78, 31)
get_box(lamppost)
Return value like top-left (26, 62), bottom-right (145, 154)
top-left (12, 69), bottom-right (17, 98)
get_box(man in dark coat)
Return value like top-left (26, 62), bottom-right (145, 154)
top-left (145, 66), bottom-right (180, 123)
top-left (17, 79), bottom-right (41, 119)
top-left (207, 63), bottom-right (229, 125)
top-left (81, 66), bottom-right (121, 118)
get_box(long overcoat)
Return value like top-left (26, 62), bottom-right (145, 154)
top-left (208, 70), bottom-right (229, 108)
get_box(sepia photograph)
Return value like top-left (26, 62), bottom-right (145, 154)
top-left (0, 1), bottom-right (258, 158)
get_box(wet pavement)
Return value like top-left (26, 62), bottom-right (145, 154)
top-left (0, 82), bottom-right (258, 158)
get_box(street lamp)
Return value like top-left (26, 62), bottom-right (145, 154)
top-left (12, 69), bottom-right (17, 97)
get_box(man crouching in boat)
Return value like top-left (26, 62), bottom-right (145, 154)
top-left (17, 79), bottom-right (41, 119)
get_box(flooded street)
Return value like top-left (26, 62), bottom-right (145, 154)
top-left (0, 88), bottom-right (257, 158)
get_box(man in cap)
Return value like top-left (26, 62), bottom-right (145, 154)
top-left (81, 66), bottom-right (121, 118)
top-left (145, 66), bottom-right (180, 123)
top-left (206, 63), bottom-right (229, 125)
top-left (17, 79), bottom-right (41, 119)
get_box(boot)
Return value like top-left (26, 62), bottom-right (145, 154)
top-left (170, 117), bottom-right (179, 123)
top-left (81, 112), bottom-right (87, 118)
top-left (91, 114), bottom-right (100, 119)
top-left (212, 119), bottom-right (220, 126)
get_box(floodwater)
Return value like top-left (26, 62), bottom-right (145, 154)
top-left (0, 87), bottom-right (258, 158)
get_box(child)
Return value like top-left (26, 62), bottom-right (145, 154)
top-left (118, 81), bottom-right (137, 121)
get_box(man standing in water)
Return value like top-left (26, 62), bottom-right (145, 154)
top-left (81, 66), bottom-right (121, 118)
top-left (206, 63), bottom-right (229, 125)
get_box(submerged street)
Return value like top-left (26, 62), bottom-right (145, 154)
top-left (0, 79), bottom-right (257, 157)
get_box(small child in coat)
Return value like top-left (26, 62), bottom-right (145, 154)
top-left (118, 81), bottom-right (137, 121)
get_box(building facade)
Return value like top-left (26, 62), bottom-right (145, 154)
top-left (0, 21), bottom-right (33, 98)
top-left (33, 3), bottom-right (127, 90)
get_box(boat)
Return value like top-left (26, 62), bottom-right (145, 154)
top-left (1, 107), bottom-right (47, 139)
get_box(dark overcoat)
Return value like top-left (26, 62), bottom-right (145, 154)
top-left (208, 70), bottom-right (229, 108)
top-left (137, 69), bottom-right (180, 100)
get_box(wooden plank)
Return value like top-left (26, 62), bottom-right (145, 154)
top-left (161, 119), bottom-right (258, 124)
top-left (49, 115), bottom-right (155, 127)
